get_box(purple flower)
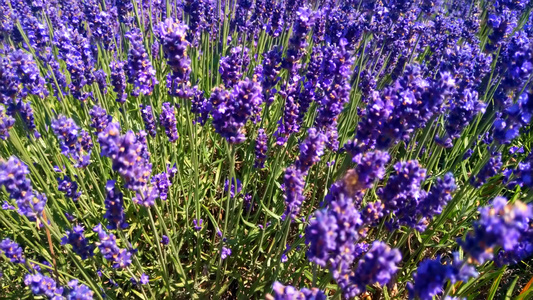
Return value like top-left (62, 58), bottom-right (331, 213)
top-left (254, 129), bottom-right (268, 169)
top-left (470, 153), bottom-right (502, 188)
top-left (61, 225), bottom-right (94, 260)
top-left (362, 201), bottom-right (385, 226)
top-left (260, 46), bottom-right (282, 97)
top-left (0, 104), bottom-right (14, 139)
top-left (221, 246), bottom-right (231, 260)
top-left (51, 116), bottom-right (91, 168)
top-left (93, 223), bottom-right (133, 268)
top-left (306, 209), bottom-right (338, 267)
top-left (104, 180), bottom-right (128, 230)
top-left (459, 197), bottom-right (532, 264)
top-left (282, 7), bottom-right (313, 74)
top-left (219, 46), bottom-right (250, 88)
top-left (67, 279), bottom-right (94, 300)
top-left (295, 128), bottom-right (327, 174)
top-left (98, 123), bottom-right (152, 191)
top-left (151, 172), bottom-right (172, 201)
top-left (110, 60), bottom-right (127, 103)
top-left (0, 238), bottom-right (25, 263)
top-left (159, 102), bottom-right (179, 142)
top-left (8, 50), bottom-right (47, 99)
top-left (24, 273), bottom-right (64, 299)
top-left (271, 281), bottom-right (326, 300)
top-left (350, 241), bottom-right (402, 292)
top-left (408, 255), bottom-right (475, 300)
top-left (140, 104), bottom-right (157, 137)
top-left (89, 104), bottom-right (112, 133)
top-left (0, 156), bottom-right (46, 220)
top-left (93, 69), bottom-right (108, 94)
top-left (193, 218), bottom-right (203, 231)
top-left (315, 40), bottom-right (354, 150)
top-left (125, 28), bottom-right (158, 96)
top-left (224, 178), bottom-right (242, 198)
top-left (282, 166), bottom-right (306, 221)
top-left (155, 18), bottom-right (192, 97)
top-left (161, 235), bottom-right (169, 245)
top-left (140, 273), bottom-right (149, 285)
top-left (57, 176), bottom-right (81, 201)
top-left (275, 76), bottom-right (300, 145)
top-left (378, 160), bottom-right (427, 230)
top-left (209, 79), bottom-right (263, 143)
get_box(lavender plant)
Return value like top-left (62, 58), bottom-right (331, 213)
top-left (1, 1), bottom-right (533, 299)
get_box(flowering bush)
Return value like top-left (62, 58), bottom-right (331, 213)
top-left (0, 0), bottom-right (533, 299)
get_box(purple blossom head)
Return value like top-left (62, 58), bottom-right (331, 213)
top-left (24, 273), bottom-right (64, 298)
top-left (161, 235), bottom-right (169, 245)
top-left (224, 178), bottom-right (242, 198)
top-left (51, 115), bottom-right (91, 168)
top-left (57, 175), bottom-right (81, 201)
top-left (0, 104), bottom-right (15, 140)
top-left (282, 166), bottom-right (306, 221)
top-left (254, 128), bottom-right (268, 169)
top-left (219, 46), bottom-right (250, 88)
top-left (271, 281), bottom-right (326, 300)
top-left (0, 238), bottom-right (25, 263)
top-left (104, 180), bottom-right (128, 230)
top-left (0, 156), bottom-right (46, 220)
top-left (61, 225), bottom-right (94, 260)
top-left (350, 241), bottom-right (402, 292)
top-left (159, 102), bottom-right (179, 142)
top-left (295, 128), bottom-right (327, 174)
top-left (193, 218), bottom-right (203, 231)
top-left (140, 104), bottom-right (157, 137)
top-left (67, 279), bottom-right (94, 299)
top-left (89, 104), bottom-right (112, 133)
top-left (155, 18), bottom-right (192, 96)
top-left (98, 123), bottom-right (152, 191)
top-left (110, 59), bottom-right (127, 103)
top-left (125, 28), bottom-right (158, 96)
top-left (459, 197), bottom-right (532, 264)
top-left (221, 246), bottom-right (231, 260)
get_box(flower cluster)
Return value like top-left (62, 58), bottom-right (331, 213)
top-left (125, 28), bottom-right (158, 96)
top-left (459, 197), bottom-right (532, 264)
top-left (104, 180), bottom-right (128, 230)
top-left (61, 225), bottom-right (95, 260)
top-left (159, 102), bottom-right (179, 142)
top-left (51, 116), bottom-right (92, 168)
top-left (270, 281), bottom-right (326, 300)
top-left (98, 123), bottom-right (152, 191)
top-left (0, 238), bottom-right (25, 263)
top-left (0, 156), bottom-right (47, 221)
top-left (155, 18), bottom-right (192, 97)
top-left (93, 223), bottom-right (133, 268)
top-left (57, 175), bottom-right (81, 201)
top-left (209, 79), bottom-right (262, 143)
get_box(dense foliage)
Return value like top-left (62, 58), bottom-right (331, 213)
top-left (0, 0), bottom-right (533, 299)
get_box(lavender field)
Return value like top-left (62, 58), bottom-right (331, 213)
top-left (1, 0), bottom-right (533, 299)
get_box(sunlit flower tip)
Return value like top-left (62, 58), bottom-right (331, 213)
top-left (270, 281), bottom-right (326, 300)
top-left (221, 247), bottom-right (231, 260)
top-left (224, 178), bottom-right (242, 198)
top-left (193, 219), bottom-right (203, 231)
top-left (140, 273), bottom-right (149, 285)
top-left (161, 235), bottom-right (169, 245)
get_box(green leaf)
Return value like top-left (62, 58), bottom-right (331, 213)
top-left (487, 270), bottom-right (504, 300)
top-left (506, 276), bottom-right (519, 300)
